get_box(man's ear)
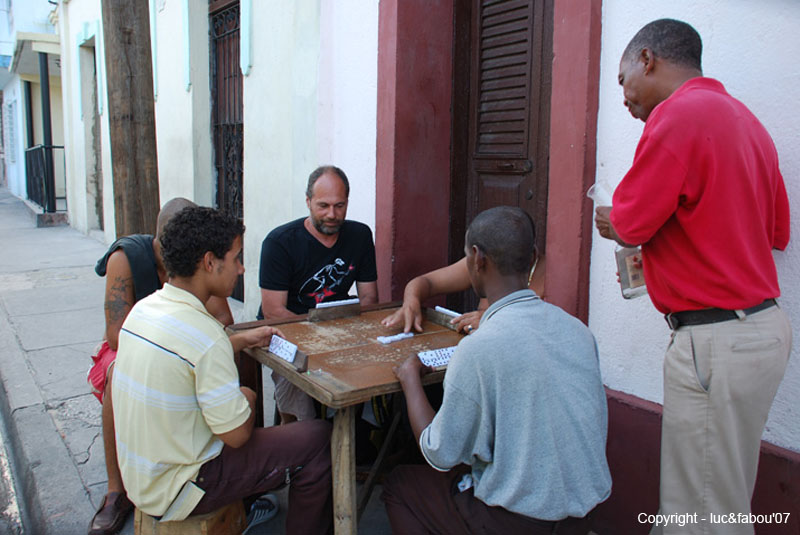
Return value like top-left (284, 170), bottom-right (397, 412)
top-left (473, 246), bottom-right (487, 272)
top-left (201, 251), bottom-right (216, 273)
top-left (640, 47), bottom-right (655, 75)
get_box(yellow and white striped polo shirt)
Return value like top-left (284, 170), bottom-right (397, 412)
top-left (112, 283), bottom-right (250, 521)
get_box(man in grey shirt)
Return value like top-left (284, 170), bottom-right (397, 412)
top-left (383, 206), bottom-right (611, 534)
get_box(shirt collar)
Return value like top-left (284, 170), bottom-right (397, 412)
top-left (159, 283), bottom-right (213, 318)
top-left (480, 289), bottom-right (538, 326)
top-left (673, 76), bottom-right (726, 98)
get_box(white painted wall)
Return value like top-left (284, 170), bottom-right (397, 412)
top-left (151, 0), bottom-right (213, 207)
top-left (241, 2), bottom-right (322, 319)
top-left (0, 0), bottom-right (60, 199)
top-left (241, 1), bottom-right (379, 319)
top-left (317, 0), bottom-right (378, 232)
top-left (592, 0), bottom-right (800, 452)
top-left (30, 81), bottom-right (64, 147)
top-left (0, 3), bottom-right (15, 57)
top-left (57, 0), bottom-right (379, 313)
top-left (9, 0), bottom-right (56, 35)
top-left (3, 79), bottom-right (25, 196)
top-left (58, 0), bottom-right (115, 241)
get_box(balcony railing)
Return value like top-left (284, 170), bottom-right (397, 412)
top-left (25, 144), bottom-right (66, 213)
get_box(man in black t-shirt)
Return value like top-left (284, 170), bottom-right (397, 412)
top-left (259, 165), bottom-right (378, 422)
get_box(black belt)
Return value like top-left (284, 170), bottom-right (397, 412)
top-left (664, 299), bottom-right (776, 330)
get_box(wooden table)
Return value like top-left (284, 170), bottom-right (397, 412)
top-left (230, 303), bottom-right (463, 535)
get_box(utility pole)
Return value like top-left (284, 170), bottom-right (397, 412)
top-left (101, 0), bottom-right (160, 237)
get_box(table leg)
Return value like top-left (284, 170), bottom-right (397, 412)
top-left (332, 406), bottom-right (356, 535)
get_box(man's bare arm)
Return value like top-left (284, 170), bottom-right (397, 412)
top-left (103, 251), bottom-right (136, 351)
top-left (206, 296), bottom-right (234, 326)
top-left (356, 281), bottom-right (378, 306)
top-left (229, 325), bottom-right (284, 353)
top-left (260, 289), bottom-right (299, 322)
top-left (215, 387), bottom-right (256, 448)
top-left (393, 356), bottom-right (435, 443)
top-left (381, 258), bottom-right (473, 333)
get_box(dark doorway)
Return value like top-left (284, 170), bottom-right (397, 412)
top-left (449, 0), bottom-right (553, 312)
top-left (210, 0), bottom-right (244, 300)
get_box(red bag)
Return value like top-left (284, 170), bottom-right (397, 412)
top-left (87, 341), bottom-right (116, 403)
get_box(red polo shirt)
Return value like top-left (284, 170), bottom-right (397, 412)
top-left (610, 77), bottom-right (789, 314)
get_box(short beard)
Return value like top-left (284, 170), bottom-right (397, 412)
top-left (313, 217), bottom-right (343, 235)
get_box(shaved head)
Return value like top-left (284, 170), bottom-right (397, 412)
top-left (156, 197), bottom-right (196, 239)
top-left (466, 206), bottom-right (536, 276)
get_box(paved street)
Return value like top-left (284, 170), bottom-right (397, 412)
top-left (0, 188), bottom-right (390, 534)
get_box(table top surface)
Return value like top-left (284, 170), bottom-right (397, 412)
top-left (233, 305), bottom-right (463, 408)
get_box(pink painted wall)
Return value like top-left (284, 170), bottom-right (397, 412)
top-left (543, 0), bottom-right (602, 323)
top-left (375, 0), bottom-right (453, 301)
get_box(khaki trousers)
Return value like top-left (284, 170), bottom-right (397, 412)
top-left (654, 305), bottom-right (791, 535)
top-left (272, 371), bottom-right (316, 420)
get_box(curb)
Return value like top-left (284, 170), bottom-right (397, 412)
top-left (0, 375), bottom-right (24, 534)
top-left (0, 300), bottom-right (93, 534)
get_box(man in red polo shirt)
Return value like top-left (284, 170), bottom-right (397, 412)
top-left (595, 19), bottom-right (791, 535)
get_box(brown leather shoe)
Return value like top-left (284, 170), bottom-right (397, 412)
top-left (88, 491), bottom-right (134, 535)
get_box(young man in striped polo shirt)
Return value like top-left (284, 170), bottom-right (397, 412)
top-left (112, 206), bottom-right (333, 534)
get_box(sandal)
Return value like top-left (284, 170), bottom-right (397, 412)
top-left (242, 493), bottom-right (279, 534)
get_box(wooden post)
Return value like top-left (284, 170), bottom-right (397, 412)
top-left (101, 0), bottom-right (160, 237)
top-left (332, 406), bottom-right (357, 535)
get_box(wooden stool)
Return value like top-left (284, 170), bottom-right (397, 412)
top-left (134, 501), bottom-right (246, 535)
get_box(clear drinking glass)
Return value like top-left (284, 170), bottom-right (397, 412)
top-left (587, 181), bottom-right (648, 299)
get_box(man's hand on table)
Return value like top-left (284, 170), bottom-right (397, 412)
top-left (229, 326), bottom-right (285, 353)
top-left (381, 298), bottom-right (424, 333)
top-left (381, 300), bottom-right (482, 335)
top-left (450, 310), bottom-right (482, 335)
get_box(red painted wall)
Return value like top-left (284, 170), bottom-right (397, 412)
top-left (594, 389), bottom-right (662, 534)
top-left (595, 389), bottom-right (800, 535)
top-left (543, 0), bottom-right (602, 323)
top-left (375, 0), bottom-right (454, 301)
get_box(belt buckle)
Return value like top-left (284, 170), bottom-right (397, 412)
top-left (664, 313), bottom-right (679, 330)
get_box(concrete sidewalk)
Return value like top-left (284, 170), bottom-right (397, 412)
top-left (0, 188), bottom-right (389, 534)
top-left (0, 187), bottom-right (112, 534)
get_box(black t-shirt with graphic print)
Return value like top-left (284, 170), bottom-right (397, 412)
top-left (258, 217), bottom-right (378, 317)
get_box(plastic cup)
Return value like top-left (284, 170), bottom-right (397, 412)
top-left (587, 181), bottom-right (613, 206)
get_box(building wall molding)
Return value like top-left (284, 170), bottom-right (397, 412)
top-left (240, 0), bottom-right (251, 76)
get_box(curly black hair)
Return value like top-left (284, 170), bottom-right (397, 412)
top-left (160, 206), bottom-right (245, 278)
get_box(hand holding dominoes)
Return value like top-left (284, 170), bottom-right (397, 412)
top-left (418, 346), bottom-right (456, 369)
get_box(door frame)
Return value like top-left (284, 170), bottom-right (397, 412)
top-left (449, 0), bottom-right (553, 313)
